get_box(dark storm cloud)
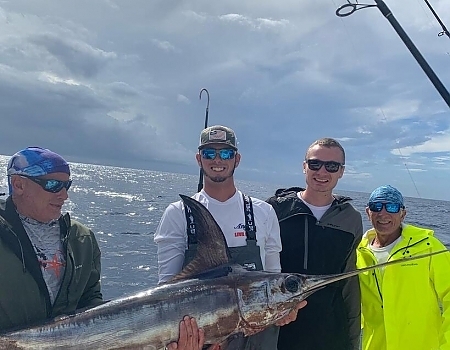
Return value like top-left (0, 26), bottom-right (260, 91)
top-left (0, 0), bottom-right (449, 199)
top-left (30, 34), bottom-right (116, 78)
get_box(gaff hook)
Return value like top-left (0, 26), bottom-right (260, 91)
top-left (197, 88), bottom-right (210, 192)
top-left (199, 88), bottom-right (210, 129)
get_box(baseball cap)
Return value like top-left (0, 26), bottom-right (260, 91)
top-left (198, 125), bottom-right (238, 150)
top-left (368, 185), bottom-right (404, 206)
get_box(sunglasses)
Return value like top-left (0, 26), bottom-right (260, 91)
top-left (201, 148), bottom-right (236, 160)
top-left (306, 159), bottom-right (343, 173)
top-left (368, 202), bottom-right (403, 214)
top-left (20, 175), bottom-right (72, 193)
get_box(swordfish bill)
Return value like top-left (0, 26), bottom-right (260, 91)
top-left (0, 195), bottom-right (447, 349)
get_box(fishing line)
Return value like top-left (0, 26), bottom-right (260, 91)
top-left (328, 0), bottom-right (364, 59)
top-left (395, 144), bottom-right (422, 198)
top-left (379, 109), bottom-right (422, 199)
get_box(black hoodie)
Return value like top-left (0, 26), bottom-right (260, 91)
top-left (266, 187), bottom-right (363, 350)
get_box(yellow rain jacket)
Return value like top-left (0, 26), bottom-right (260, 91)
top-left (357, 224), bottom-right (450, 350)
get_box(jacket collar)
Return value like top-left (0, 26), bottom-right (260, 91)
top-left (361, 223), bottom-right (433, 251)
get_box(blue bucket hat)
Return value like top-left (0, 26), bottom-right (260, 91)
top-left (368, 185), bottom-right (404, 206)
top-left (7, 147), bottom-right (70, 194)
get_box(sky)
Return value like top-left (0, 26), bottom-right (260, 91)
top-left (0, 0), bottom-right (449, 201)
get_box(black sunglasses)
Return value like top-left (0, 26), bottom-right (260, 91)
top-left (368, 202), bottom-right (404, 214)
top-left (20, 175), bottom-right (72, 193)
top-left (306, 159), bottom-right (344, 173)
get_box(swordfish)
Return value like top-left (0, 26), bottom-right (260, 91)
top-left (0, 195), bottom-right (447, 349)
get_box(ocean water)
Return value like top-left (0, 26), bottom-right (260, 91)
top-left (0, 155), bottom-right (449, 300)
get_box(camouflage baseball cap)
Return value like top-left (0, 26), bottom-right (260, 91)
top-left (198, 125), bottom-right (238, 150)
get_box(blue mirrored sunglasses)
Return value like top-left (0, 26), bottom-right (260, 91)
top-left (20, 175), bottom-right (72, 193)
top-left (368, 202), bottom-right (403, 214)
top-left (201, 148), bottom-right (236, 160)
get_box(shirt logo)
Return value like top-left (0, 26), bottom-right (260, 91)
top-left (235, 231), bottom-right (245, 237)
top-left (243, 263), bottom-right (257, 271)
top-left (38, 251), bottom-right (66, 278)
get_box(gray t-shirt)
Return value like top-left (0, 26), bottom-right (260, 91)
top-left (20, 215), bottom-right (66, 304)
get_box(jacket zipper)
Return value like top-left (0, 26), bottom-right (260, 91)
top-left (359, 247), bottom-right (384, 306)
top-left (303, 218), bottom-right (308, 269)
top-left (373, 270), bottom-right (383, 308)
top-left (54, 218), bottom-right (73, 310)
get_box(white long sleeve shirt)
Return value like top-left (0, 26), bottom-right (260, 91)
top-left (154, 189), bottom-right (282, 284)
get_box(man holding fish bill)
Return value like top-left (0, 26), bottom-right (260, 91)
top-left (357, 185), bottom-right (450, 350)
top-left (266, 137), bottom-right (363, 350)
top-left (155, 125), bottom-right (306, 349)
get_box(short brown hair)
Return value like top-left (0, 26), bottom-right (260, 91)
top-left (305, 138), bottom-right (345, 164)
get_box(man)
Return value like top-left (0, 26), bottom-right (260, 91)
top-left (155, 125), bottom-right (305, 349)
top-left (357, 185), bottom-right (450, 350)
top-left (266, 137), bottom-right (363, 350)
top-left (0, 146), bottom-right (103, 331)
top-left (0, 146), bottom-right (208, 350)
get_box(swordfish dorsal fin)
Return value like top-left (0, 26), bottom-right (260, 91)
top-left (170, 194), bottom-right (232, 282)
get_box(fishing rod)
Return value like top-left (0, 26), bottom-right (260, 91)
top-left (336, 0), bottom-right (450, 109)
top-left (422, 0), bottom-right (450, 39)
top-left (197, 88), bottom-right (210, 192)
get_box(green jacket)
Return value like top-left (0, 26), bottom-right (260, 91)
top-left (0, 196), bottom-right (103, 332)
top-left (357, 224), bottom-right (450, 350)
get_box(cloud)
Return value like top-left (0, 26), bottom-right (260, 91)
top-left (30, 33), bottom-right (116, 78)
top-left (177, 94), bottom-right (190, 104)
top-left (151, 39), bottom-right (177, 52)
top-left (0, 0), bottom-right (449, 200)
top-left (396, 132), bottom-right (450, 156)
top-left (218, 13), bottom-right (290, 31)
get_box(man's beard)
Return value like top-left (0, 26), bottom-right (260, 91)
top-left (202, 166), bottom-right (235, 183)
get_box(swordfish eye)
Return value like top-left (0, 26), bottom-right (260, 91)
top-left (284, 275), bottom-right (300, 293)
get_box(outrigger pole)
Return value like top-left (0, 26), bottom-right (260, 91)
top-left (197, 88), bottom-right (210, 192)
top-left (336, 0), bottom-right (450, 109)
